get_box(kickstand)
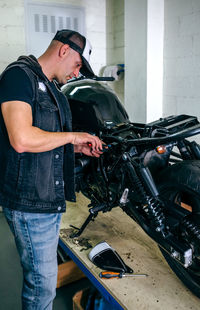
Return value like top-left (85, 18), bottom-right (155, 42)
top-left (69, 212), bottom-right (98, 238)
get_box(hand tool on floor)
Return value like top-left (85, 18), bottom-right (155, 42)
top-left (99, 271), bottom-right (148, 279)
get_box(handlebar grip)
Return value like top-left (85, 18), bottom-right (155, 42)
top-left (94, 77), bottom-right (115, 81)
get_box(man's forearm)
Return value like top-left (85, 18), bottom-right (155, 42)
top-left (12, 126), bottom-right (74, 153)
top-left (1, 100), bottom-right (103, 154)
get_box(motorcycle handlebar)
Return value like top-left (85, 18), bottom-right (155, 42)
top-left (93, 76), bottom-right (115, 81)
top-left (67, 75), bottom-right (115, 83)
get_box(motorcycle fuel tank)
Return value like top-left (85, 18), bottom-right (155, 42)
top-left (62, 80), bottom-right (129, 132)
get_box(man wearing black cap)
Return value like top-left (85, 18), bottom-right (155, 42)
top-left (0, 29), bottom-right (103, 309)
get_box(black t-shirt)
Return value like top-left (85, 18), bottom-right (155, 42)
top-left (0, 65), bottom-right (67, 125)
top-left (0, 67), bottom-right (33, 106)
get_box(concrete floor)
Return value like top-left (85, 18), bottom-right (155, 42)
top-left (0, 212), bottom-right (91, 310)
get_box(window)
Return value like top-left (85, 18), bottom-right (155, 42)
top-left (25, 1), bottom-right (85, 57)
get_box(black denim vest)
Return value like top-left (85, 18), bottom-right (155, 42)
top-left (0, 56), bottom-right (76, 213)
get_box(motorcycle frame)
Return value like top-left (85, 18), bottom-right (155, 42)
top-left (71, 114), bottom-right (200, 268)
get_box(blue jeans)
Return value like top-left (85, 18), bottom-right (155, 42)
top-left (3, 208), bottom-right (62, 310)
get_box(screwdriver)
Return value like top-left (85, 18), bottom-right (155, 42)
top-left (99, 271), bottom-right (148, 279)
top-left (87, 143), bottom-right (111, 152)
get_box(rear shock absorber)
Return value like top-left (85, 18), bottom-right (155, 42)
top-left (181, 216), bottom-right (200, 245)
top-left (124, 159), bottom-right (147, 204)
top-left (123, 154), bottom-right (167, 236)
top-left (146, 197), bottom-right (166, 233)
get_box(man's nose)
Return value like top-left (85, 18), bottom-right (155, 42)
top-left (73, 68), bottom-right (80, 78)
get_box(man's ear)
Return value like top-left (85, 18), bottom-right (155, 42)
top-left (59, 44), bottom-right (70, 58)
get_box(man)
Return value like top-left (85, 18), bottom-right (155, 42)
top-left (0, 29), bottom-right (103, 309)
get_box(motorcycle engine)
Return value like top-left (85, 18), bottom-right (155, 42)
top-left (74, 151), bottom-right (124, 206)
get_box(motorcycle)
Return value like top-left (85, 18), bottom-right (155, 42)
top-left (62, 76), bottom-right (200, 298)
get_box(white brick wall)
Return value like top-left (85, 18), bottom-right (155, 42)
top-left (0, 0), bottom-right (106, 75)
top-left (163, 0), bottom-right (200, 122)
top-left (0, 1), bottom-right (25, 72)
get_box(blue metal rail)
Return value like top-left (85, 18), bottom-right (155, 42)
top-left (59, 238), bottom-right (124, 310)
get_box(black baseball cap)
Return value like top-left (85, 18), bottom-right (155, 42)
top-left (53, 29), bottom-right (95, 78)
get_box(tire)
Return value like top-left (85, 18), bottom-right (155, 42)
top-left (156, 160), bottom-right (200, 298)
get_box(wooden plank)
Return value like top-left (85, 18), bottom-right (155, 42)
top-left (60, 193), bottom-right (200, 310)
top-left (57, 260), bottom-right (86, 288)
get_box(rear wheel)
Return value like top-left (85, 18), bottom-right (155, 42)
top-left (157, 160), bottom-right (200, 298)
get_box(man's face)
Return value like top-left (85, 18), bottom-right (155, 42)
top-left (58, 47), bottom-right (82, 84)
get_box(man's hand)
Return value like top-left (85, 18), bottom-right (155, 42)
top-left (74, 144), bottom-right (103, 157)
top-left (70, 132), bottom-right (103, 154)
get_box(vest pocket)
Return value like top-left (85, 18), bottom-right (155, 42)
top-left (4, 151), bottom-right (21, 193)
top-left (36, 100), bottom-right (59, 132)
top-left (3, 152), bottom-right (35, 199)
top-left (16, 153), bottom-right (36, 199)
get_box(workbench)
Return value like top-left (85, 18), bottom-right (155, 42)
top-left (59, 193), bottom-right (200, 310)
